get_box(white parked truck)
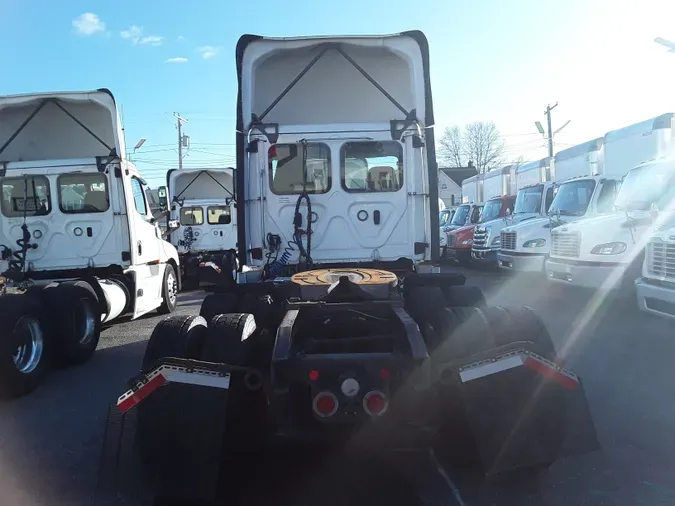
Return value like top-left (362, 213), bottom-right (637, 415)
top-left (0, 90), bottom-right (179, 398)
top-left (546, 157), bottom-right (675, 291)
top-left (497, 137), bottom-right (614, 272)
top-left (472, 159), bottom-right (552, 265)
top-left (461, 172), bottom-right (483, 203)
top-left (546, 113), bottom-right (675, 289)
top-left (101, 31), bottom-right (599, 504)
top-left (161, 167), bottom-right (237, 289)
top-left (636, 222), bottom-right (675, 320)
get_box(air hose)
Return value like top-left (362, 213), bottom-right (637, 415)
top-left (1, 177), bottom-right (37, 282)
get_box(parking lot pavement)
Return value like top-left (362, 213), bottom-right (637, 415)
top-left (0, 270), bottom-right (674, 506)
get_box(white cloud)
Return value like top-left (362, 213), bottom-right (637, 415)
top-left (166, 57), bottom-right (188, 63)
top-left (120, 25), bottom-right (163, 46)
top-left (140, 35), bottom-right (164, 46)
top-left (177, 35), bottom-right (185, 41)
top-left (197, 45), bottom-right (219, 60)
top-left (72, 13), bottom-right (106, 36)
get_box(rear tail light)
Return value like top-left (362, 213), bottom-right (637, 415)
top-left (363, 390), bottom-right (388, 417)
top-left (312, 391), bottom-right (338, 418)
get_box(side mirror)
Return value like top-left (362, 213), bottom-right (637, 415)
top-left (157, 186), bottom-right (168, 210)
top-left (168, 219), bottom-right (180, 231)
top-left (650, 202), bottom-right (659, 220)
top-left (505, 208), bottom-right (512, 217)
top-left (150, 209), bottom-right (170, 224)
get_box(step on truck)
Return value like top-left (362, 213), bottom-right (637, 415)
top-left (0, 90), bottom-right (180, 398)
top-left (161, 167), bottom-right (237, 290)
top-left (100, 32), bottom-right (599, 505)
top-left (546, 114), bottom-right (675, 291)
top-left (497, 137), bottom-right (616, 273)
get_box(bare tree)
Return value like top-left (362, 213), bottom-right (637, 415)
top-left (438, 126), bottom-right (464, 167)
top-left (463, 121), bottom-right (505, 173)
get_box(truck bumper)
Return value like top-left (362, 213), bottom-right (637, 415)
top-left (470, 248), bottom-right (498, 265)
top-left (445, 247), bottom-right (471, 264)
top-left (545, 259), bottom-right (627, 290)
top-left (635, 278), bottom-right (675, 320)
top-left (497, 251), bottom-right (546, 272)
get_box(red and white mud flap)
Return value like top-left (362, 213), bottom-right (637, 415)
top-left (199, 261), bottom-right (222, 274)
top-left (450, 349), bottom-right (599, 476)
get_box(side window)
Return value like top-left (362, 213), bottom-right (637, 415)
top-left (130, 177), bottom-right (148, 216)
top-left (207, 206), bottom-right (231, 225)
top-left (596, 180), bottom-right (617, 213)
top-left (1, 176), bottom-right (51, 217)
top-left (268, 143), bottom-right (331, 195)
top-left (341, 141), bottom-right (403, 193)
top-left (58, 173), bottom-right (109, 213)
top-left (180, 207), bottom-right (204, 225)
top-left (545, 187), bottom-right (555, 211)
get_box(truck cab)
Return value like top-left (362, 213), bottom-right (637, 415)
top-left (0, 90), bottom-right (179, 397)
top-left (546, 158), bottom-right (675, 291)
top-left (164, 167), bottom-right (236, 288)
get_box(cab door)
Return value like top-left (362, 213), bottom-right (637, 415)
top-left (122, 165), bottom-right (163, 316)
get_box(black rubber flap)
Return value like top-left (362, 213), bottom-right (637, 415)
top-left (457, 365), bottom-right (600, 475)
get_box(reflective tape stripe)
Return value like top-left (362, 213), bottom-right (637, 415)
top-left (117, 373), bottom-right (166, 413)
top-left (163, 370), bottom-right (231, 389)
top-left (523, 356), bottom-right (579, 390)
top-left (199, 262), bottom-right (221, 273)
top-left (459, 354), bottom-right (525, 383)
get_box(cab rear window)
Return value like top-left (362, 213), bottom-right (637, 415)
top-left (207, 206), bottom-right (231, 225)
top-left (1, 176), bottom-right (51, 217)
top-left (58, 173), bottom-right (109, 213)
top-left (341, 141), bottom-right (403, 193)
top-left (269, 143), bottom-right (331, 195)
top-left (180, 206), bottom-right (204, 225)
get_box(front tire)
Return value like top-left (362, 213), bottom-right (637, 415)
top-left (0, 295), bottom-right (50, 398)
top-left (157, 263), bottom-right (178, 314)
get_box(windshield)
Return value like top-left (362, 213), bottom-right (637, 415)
top-left (614, 163), bottom-right (675, 211)
top-left (439, 210), bottom-right (452, 226)
top-left (480, 199), bottom-right (503, 223)
top-left (514, 186), bottom-right (543, 214)
top-left (450, 204), bottom-right (470, 225)
top-left (548, 180), bottom-right (596, 217)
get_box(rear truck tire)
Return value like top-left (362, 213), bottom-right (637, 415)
top-left (0, 295), bottom-right (50, 398)
top-left (199, 293), bottom-right (237, 326)
top-left (42, 280), bottom-right (102, 366)
top-left (201, 313), bottom-right (257, 367)
top-left (157, 263), bottom-right (178, 315)
top-left (141, 315), bottom-right (208, 372)
top-left (442, 285), bottom-right (487, 308)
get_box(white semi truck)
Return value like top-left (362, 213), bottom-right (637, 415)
top-left (472, 159), bottom-right (553, 265)
top-left (0, 90), bottom-right (180, 398)
top-left (636, 222), bottom-right (675, 320)
top-left (497, 137), bottom-right (612, 272)
top-left (161, 167), bottom-right (237, 289)
top-left (545, 113), bottom-right (675, 290)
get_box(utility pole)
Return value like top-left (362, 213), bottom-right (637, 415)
top-left (544, 103), bottom-right (558, 158)
top-left (174, 112), bottom-right (188, 169)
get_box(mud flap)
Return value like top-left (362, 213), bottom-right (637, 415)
top-left (98, 358), bottom-right (256, 503)
top-left (446, 349), bottom-right (599, 475)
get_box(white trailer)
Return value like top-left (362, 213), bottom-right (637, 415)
top-left (497, 137), bottom-right (614, 272)
top-left (0, 90), bottom-right (180, 398)
top-left (482, 164), bottom-right (515, 201)
top-left (546, 113), bottom-right (675, 290)
top-left (162, 167), bottom-right (237, 289)
top-left (461, 173), bottom-right (483, 203)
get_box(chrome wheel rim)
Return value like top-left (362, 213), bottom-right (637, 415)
top-left (167, 271), bottom-right (177, 305)
top-left (75, 298), bottom-right (97, 345)
top-left (12, 315), bottom-right (44, 374)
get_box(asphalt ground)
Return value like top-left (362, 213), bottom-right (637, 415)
top-left (0, 267), bottom-right (674, 506)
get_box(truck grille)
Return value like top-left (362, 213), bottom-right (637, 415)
top-left (448, 235), bottom-right (456, 247)
top-left (648, 241), bottom-right (675, 280)
top-left (551, 232), bottom-right (580, 258)
top-left (473, 227), bottom-right (488, 248)
top-left (501, 231), bottom-right (517, 251)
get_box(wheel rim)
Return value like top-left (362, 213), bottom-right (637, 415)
top-left (12, 315), bottom-right (44, 374)
top-left (74, 298), bottom-right (97, 345)
top-left (167, 271), bottom-right (177, 305)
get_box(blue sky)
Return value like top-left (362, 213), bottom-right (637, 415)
top-left (2, 0), bottom-right (675, 186)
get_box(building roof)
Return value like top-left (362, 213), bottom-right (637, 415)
top-left (440, 166), bottom-right (478, 186)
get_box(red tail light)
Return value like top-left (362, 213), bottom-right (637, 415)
top-left (363, 390), bottom-right (388, 417)
top-left (312, 391), bottom-right (338, 418)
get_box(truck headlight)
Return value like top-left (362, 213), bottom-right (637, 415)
top-left (523, 238), bottom-right (546, 248)
top-left (461, 239), bottom-right (473, 245)
top-left (440, 235), bottom-right (447, 246)
top-left (491, 236), bottom-right (501, 246)
top-left (590, 242), bottom-right (626, 255)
